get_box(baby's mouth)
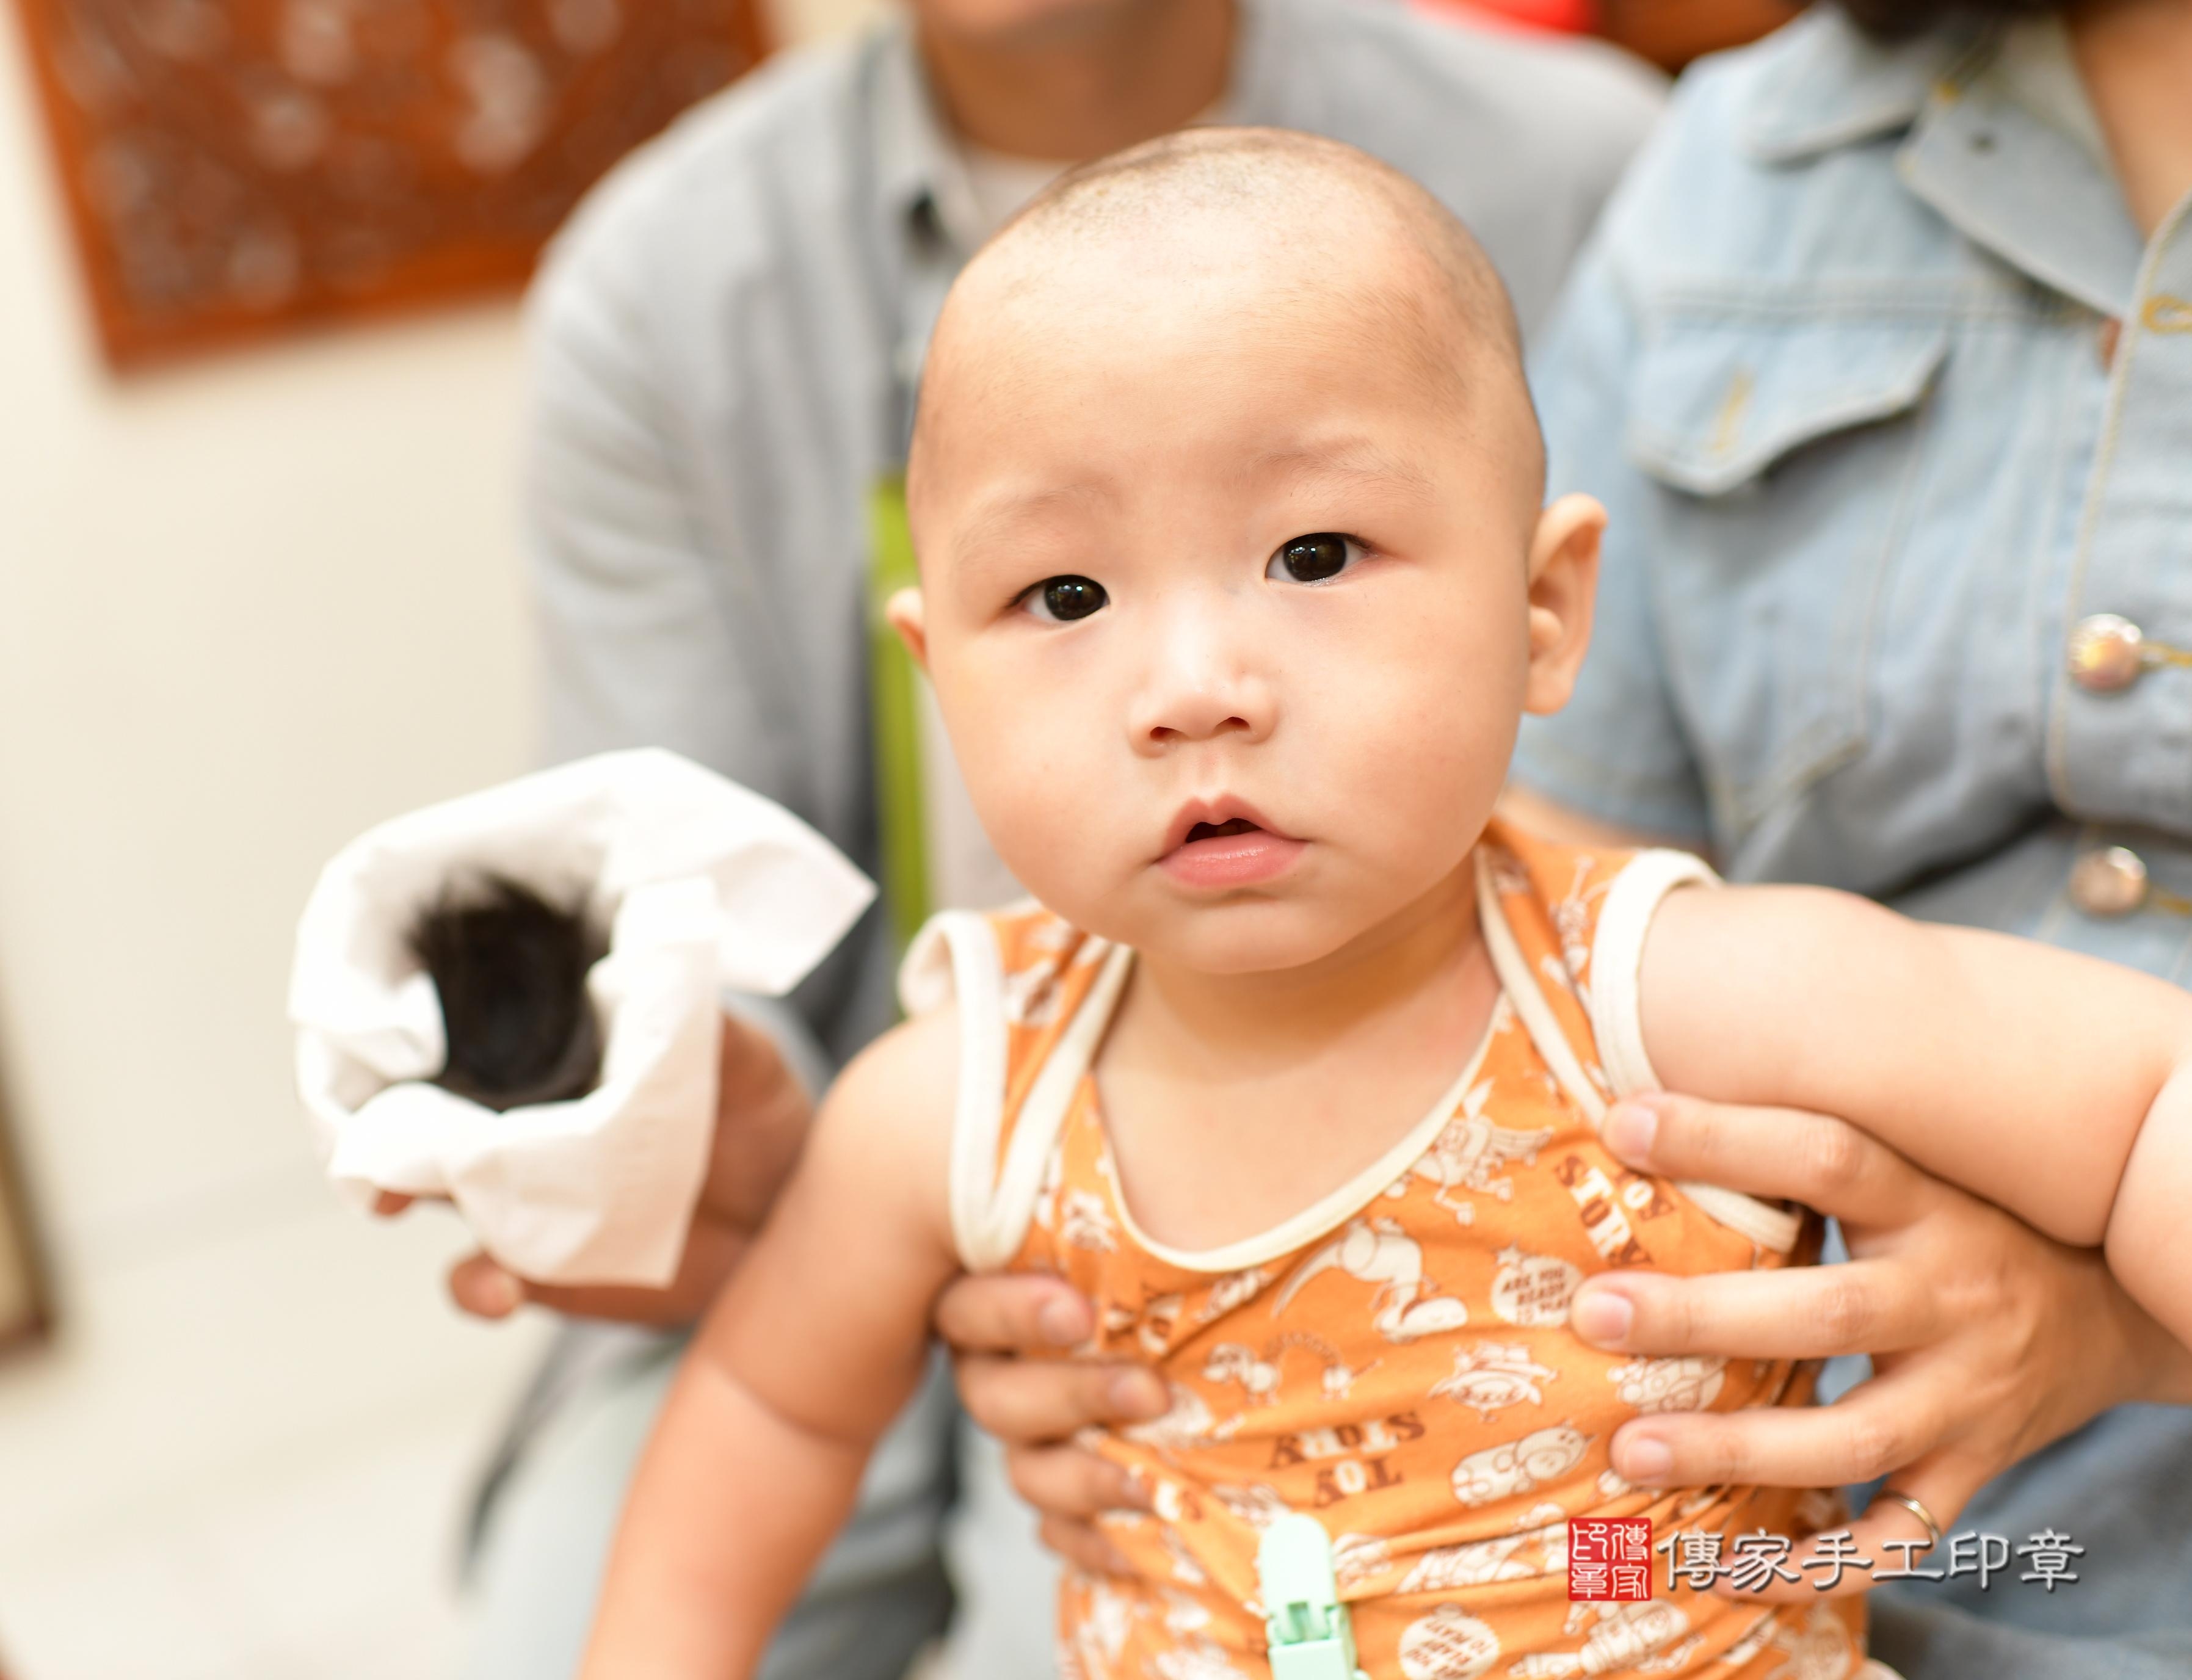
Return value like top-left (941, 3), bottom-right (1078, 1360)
top-left (1160, 807), bottom-right (1306, 888)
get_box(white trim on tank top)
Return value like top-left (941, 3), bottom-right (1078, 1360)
top-left (903, 846), bottom-right (1799, 1272)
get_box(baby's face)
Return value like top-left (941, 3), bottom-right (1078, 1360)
top-left (905, 236), bottom-right (1594, 975)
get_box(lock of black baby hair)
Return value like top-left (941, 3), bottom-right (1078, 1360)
top-left (408, 875), bottom-right (608, 1111)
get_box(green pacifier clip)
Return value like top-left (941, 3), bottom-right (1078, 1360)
top-left (1258, 1515), bottom-right (1368, 1680)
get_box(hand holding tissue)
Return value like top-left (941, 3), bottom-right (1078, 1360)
top-left (288, 750), bottom-right (873, 1287)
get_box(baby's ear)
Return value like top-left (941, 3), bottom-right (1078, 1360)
top-left (1522, 493), bottom-right (1605, 716)
top-left (885, 587), bottom-right (929, 670)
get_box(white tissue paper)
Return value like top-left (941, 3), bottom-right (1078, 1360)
top-left (289, 748), bottom-right (874, 1286)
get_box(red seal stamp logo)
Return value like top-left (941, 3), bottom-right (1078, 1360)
top-left (1569, 1516), bottom-right (1652, 1602)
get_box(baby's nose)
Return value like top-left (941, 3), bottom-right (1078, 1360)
top-left (1142, 697), bottom-right (1255, 747)
top-left (1128, 615), bottom-right (1275, 750)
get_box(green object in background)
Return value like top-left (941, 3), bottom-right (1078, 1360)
top-left (868, 475), bottom-right (931, 954)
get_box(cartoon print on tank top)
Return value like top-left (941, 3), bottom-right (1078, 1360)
top-left (905, 822), bottom-right (1870, 1679)
top-left (1399, 1071), bottom-right (1558, 1225)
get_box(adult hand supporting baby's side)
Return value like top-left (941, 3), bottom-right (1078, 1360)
top-left (934, 1273), bottom-right (1171, 1574)
top-left (943, 1092), bottom-right (2192, 1590)
top-left (377, 1009), bottom-right (814, 1325)
top-left (1565, 1092), bottom-right (2192, 1601)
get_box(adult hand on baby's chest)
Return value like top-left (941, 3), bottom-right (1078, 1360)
top-left (1563, 1091), bottom-right (2189, 1597)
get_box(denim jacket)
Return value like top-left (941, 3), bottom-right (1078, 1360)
top-left (1514, 15), bottom-right (2192, 1676)
top-left (1515, 8), bottom-right (2192, 985)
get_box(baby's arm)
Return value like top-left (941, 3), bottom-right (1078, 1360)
top-left (578, 1007), bottom-right (964, 1680)
top-left (1641, 887), bottom-right (2192, 1348)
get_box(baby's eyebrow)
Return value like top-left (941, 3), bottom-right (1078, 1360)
top-left (947, 480), bottom-right (1113, 579)
top-left (1234, 438), bottom-right (1437, 498)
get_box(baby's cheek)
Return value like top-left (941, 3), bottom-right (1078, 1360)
top-left (935, 656), bottom-right (1099, 844)
top-left (1340, 664), bottom-right (1515, 837)
top-left (960, 721), bottom-right (1123, 908)
top-left (1310, 576), bottom-right (1523, 810)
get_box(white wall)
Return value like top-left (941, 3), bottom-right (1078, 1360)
top-left (0, 135), bottom-right (538, 1275)
top-left (0, 0), bottom-right (883, 1662)
top-left (0, 4), bottom-right (912, 1673)
top-left (0, 5), bottom-right (562, 1668)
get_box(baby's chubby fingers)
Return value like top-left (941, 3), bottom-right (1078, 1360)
top-left (1602, 1094), bottom-right (1929, 1228)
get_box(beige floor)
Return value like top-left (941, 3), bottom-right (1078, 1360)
top-left (0, 1155), bottom-right (549, 1680)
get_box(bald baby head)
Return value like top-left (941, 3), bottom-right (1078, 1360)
top-left (889, 129), bottom-right (1605, 973)
top-left (998, 127), bottom-right (1526, 381)
top-left (912, 127), bottom-right (1544, 515)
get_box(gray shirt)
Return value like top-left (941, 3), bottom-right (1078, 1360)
top-left (521, 0), bottom-right (1664, 1083)
top-left (476, 10), bottom-right (1662, 1677)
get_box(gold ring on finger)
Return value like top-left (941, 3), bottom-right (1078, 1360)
top-left (1872, 1487), bottom-right (1942, 1550)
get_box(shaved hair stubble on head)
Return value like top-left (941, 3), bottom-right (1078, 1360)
top-left (910, 127), bottom-right (1548, 527)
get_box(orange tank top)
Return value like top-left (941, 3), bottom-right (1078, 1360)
top-left (901, 822), bottom-right (1870, 1680)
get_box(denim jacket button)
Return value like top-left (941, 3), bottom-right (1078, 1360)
top-left (2070, 846), bottom-right (2150, 917)
top-left (2068, 614), bottom-right (2146, 692)
top-left (2141, 294), bottom-right (2192, 335)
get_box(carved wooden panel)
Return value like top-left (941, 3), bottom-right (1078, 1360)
top-left (11, 0), bottom-right (770, 367)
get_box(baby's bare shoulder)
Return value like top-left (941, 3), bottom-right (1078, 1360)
top-left (802, 1005), bottom-right (963, 1222)
top-left (834, 1004), bottom-right (960, 1114)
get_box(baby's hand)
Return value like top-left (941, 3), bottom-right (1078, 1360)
top-left (386, 1009), bottom-right (813, 1325)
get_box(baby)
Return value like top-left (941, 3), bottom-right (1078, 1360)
top-left (577, 131), bottom-right (2192, 1680)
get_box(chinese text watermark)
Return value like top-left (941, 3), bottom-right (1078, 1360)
top-left (1567, 1521), bottom-right (2085, 1602)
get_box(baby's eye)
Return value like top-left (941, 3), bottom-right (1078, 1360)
top-left (1020, 575), bottom-right (1109, 623)
top-left (1266, 532), bottom-right (1362, 585)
